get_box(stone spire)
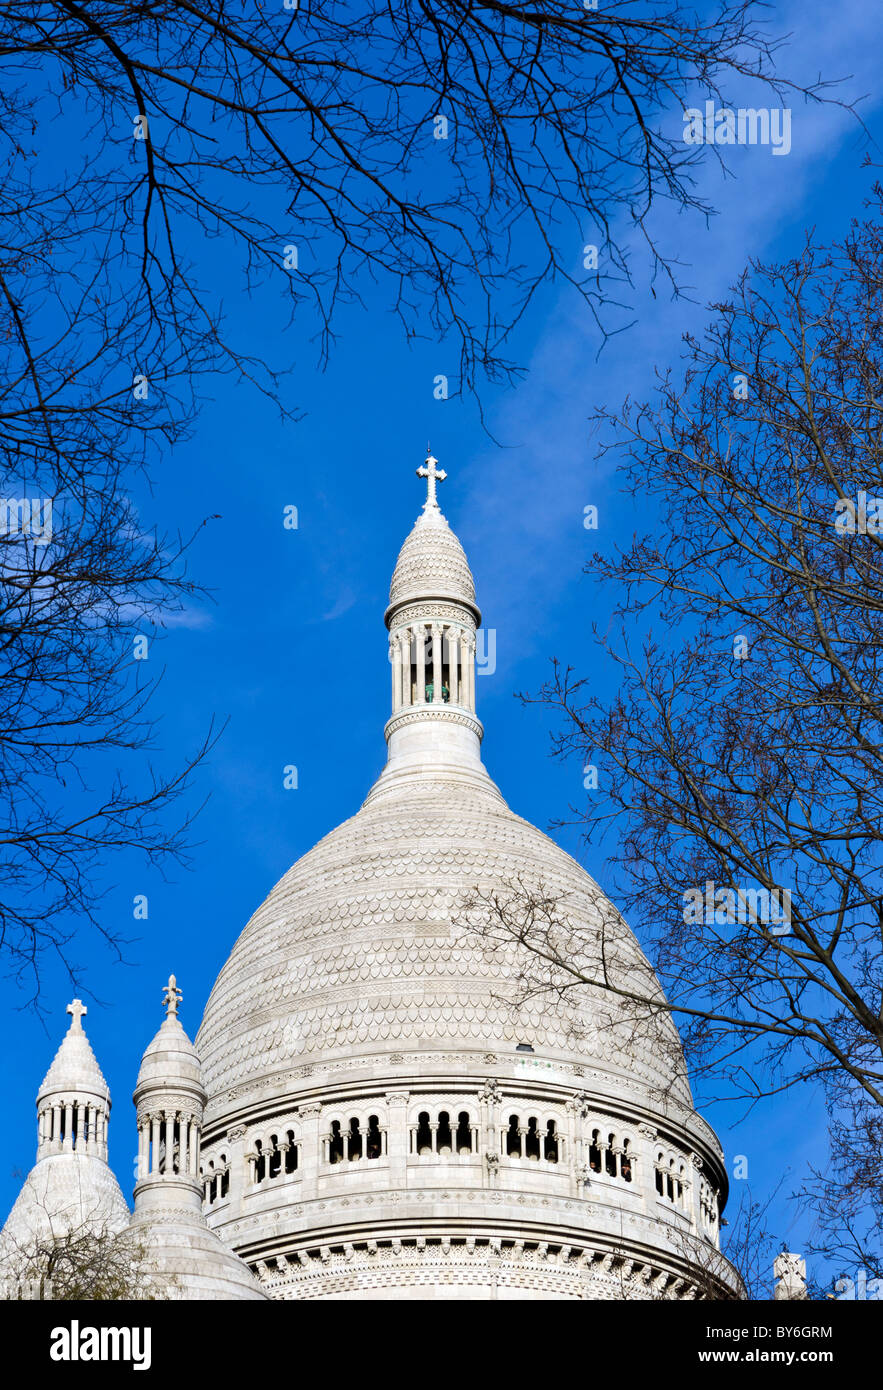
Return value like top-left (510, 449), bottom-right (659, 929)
top-left (0, 1000), bottom-right (128, 1285)
top-left (36, 998), bottom-right (112, 1161)
top-left (129, 974), bottom-right (268, 1299)
top-left (133, 974), bottom-right (206, 1213)
top-left (376, 454), bottom-right (487, 795)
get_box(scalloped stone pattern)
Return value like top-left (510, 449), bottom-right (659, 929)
top-left (197, 771), bottom-right (691, 1115)
top-left (388, 507), bottom-right (476, 610)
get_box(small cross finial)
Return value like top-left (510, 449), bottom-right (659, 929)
top-left (162, 974), bottom-right (182, 1018)
top-left (66, 999), bottom-right (87, 1031)
top-left (416, 452), bottom-right (447, 509)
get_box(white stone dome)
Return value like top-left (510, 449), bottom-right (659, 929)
top-left (194, 460), bottom-right (740, 1301)
top-left (38, 1018), bottom-right (110, 1107)
top-left (1, 1153), bottom-right (129, 1256)
top-left (198, 768), bottom-right (690, 1112)
top-left (135, 1014), bottom-right (204, 1096)
top-left (388, 502), bottom-right (478, 617)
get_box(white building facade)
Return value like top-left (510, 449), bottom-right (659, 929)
top-left (194, 458), bottom-right (742, 1300)
top-left (2, 457), bottom-right (743, 1300)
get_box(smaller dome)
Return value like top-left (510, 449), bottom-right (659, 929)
top-left (1, 1153), bottom-right (129, 1256)
top-left (388, 503), bottom-right (478, 618)
top-left (37, 1000), bottom-right (109, 1105)
top-left (127, 1211), bottom-right (269, 1301)
top-left (135, 1016), bottom-right (204, 1095)
top-left (135, 976), bottom-right (204, 1101)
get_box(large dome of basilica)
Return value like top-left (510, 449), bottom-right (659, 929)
top-left (194, 457), bottom-right (741, 1300)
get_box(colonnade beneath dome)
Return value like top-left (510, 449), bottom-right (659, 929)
top-left (200, 1090), bottom-right (722, 1251)
top-left (136, 1109), bottom-right (202, 1181)
top-left (389, 622), bottom-right (476, 714)
top-left (37, 1098), bottom-right (108, 1159)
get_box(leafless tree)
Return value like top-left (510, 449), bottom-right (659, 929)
top-left (0, 4), bottom-right (842, 989)
top-left (489, 187), bottom-right (883, 1280)
top-left (1, 1198), bottom-right (172, 1299)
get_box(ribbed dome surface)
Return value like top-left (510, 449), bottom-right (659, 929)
top-left (127, 1210), bottom-right (269, 1301)
top-left (197, 767), bottom-right (691, 1116)
top-left (1, 1153), bottom-right (129, 1252)
top-left (136, 1015), bottom-right (203, 1094)
top-left (38, 1017), bottom-right (109, 1104)
top-left (388, 504), bottom-right (477, 612)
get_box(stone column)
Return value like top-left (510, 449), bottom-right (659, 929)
top-left (479, 1080), bottom-right (501, 1188)
top-left (189, 1117), bottom-right (201, 1176)
top-left (223, 1126), bottom-right (246, 1205)
top-left (400, 630), bottom-right (412, 708)
top-left (137, 1119), bottom-right (147, 1180)
top-left (464, 635), bottom-right (475, 710)
top-left (385, 1092), bottom-right (410, 1188)
top-left (415, 623), bottom-right (426, 703)
top-left (638, 1125), bottom-right (659, 1212)
top-left (149, 1113), bottom-right (159, 1176)
top-left (298, 1104), bottom-right (323, 1201)
top-left (430, 625), bottom-right (442, 701)
top-left (390, 637), bottom-right (400, 713)
top-left (448, 629), bottom-right (459, 704)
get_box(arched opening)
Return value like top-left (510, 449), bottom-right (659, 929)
top-left (329, 1121), bottom-right (344, 1165)
top-left (506, 1115), bottom-right (522, 1157)
top-left (416, 1112), bottom-right (432, 1155)
top-left (456, 1112), bottom-right (472, 1154)
top-left (525, 1117), bottom-right (541, 1160)
top-left (605, 1133), bottom-right (617, 1176)
top-left (366, 1116), bottom-right (382, 1160)
top-left (436, 1111), bottom-right (453, 1155)
top-left (589, 1130), bottom-right (602, 1173)
top-left (285, 1130), bottom-right (298, 1173)
top-left (254, 1138), bottom-right (266, 1183)
top-left (220, 1155), bottom-right (229, 1197)
top-left (544, 1120), bottom-right (559, 1163)
top-left (621, 1139), bottom-right (632, 1183)
top-left (347, 1118), bottom-right (363, 1160)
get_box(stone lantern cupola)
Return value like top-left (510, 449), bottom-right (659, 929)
top-left (129, 975), bottom-right (268, 1299)
top-left (36, 998), bottom-right (111, 1161)
top-left (0, 1000), bottom-right (129, 1284)
top-left (381, 452), bottom-right (485, 789)
top-left (133, 975), bottom-right (205, 1215)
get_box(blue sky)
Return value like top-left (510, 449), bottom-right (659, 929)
top-left (3, 0), bottom-right (881, 1286)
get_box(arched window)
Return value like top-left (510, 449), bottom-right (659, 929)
top-left (366, 1116), bottom-right (382, 1160)
top-left (525, 1117), bottom-right (540, 1160)
top-left (329, 1121), bottom-right (344, 1165)
top-left (605, 1132), bottom-right (617, 1176)
top-left (436, 1111), bottom-right (453, 1155)
top-left (590, 1130), bottom-right (603, 1173)
top-left (416, 1112), bottom-right (432, 1155)
top-left (284, 1130), bottom-right (298, 1173)
top-left (254, 1138), bottom-right (266, 1183)
top-left (544, 1120), bottom-right (559, 1163)
top-left (347, 1117), bottom-right (362, 1160)
top-left (506, 1115), bottom-right (522, 1157)
top-left (268, 1134), bottom-right (281, 1179)
top-left (621, 1139), bottom-right (632, 1183)
top-left (220, 1154), bottom-right (229, 1197)
top-left (456, 1112), bottom-right (473, 1154)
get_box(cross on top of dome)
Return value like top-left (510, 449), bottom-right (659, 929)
top-left (416, 451), bottom-right (447, 509)
top-left (66, 998), bottom-right (87, 1031)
